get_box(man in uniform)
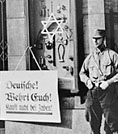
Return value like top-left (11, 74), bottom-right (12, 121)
top-left (79, 29), bottom-right (118, 134)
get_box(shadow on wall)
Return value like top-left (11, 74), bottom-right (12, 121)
top-left (0, 121), bottom-right (4, 128)
top-left (75, 0), bottom-right (88, 104)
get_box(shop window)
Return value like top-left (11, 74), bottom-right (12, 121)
top-left (28, 0), bottom-right (79, 92)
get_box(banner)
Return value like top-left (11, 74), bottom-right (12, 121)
top-left (0, 71), bottom-right (61, 123)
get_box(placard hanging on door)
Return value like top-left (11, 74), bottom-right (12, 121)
top-left (0, 70), bottom-right (61, 123)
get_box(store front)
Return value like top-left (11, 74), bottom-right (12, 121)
top-left (0, 0), bottom-right (118, 134)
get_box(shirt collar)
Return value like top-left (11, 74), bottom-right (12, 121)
top-left (95, 45), bottom-right (107, 54)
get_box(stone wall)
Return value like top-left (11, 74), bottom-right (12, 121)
top-left (7, 0), bottom-right (29, 70)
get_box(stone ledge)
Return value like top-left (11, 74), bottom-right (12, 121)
top-left (0, 128), bottom-right (5, 134)
top-left (60, 96), bottom-right (85, 109)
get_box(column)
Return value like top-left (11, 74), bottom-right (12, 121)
top-left (83, 0), bottom-right (105, 54)
top-left (6, 0), bottom-right (29, 70)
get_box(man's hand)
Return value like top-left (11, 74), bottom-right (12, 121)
top-left (99, 81), bottom-right (109, 90)
top-left (86, 79), bottom-right (93, 89)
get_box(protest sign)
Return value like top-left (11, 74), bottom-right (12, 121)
top-left (0, 70), bottom-right (61, 123)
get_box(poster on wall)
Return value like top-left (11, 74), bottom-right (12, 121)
top-left (0, 70), bottom-right (61, 123)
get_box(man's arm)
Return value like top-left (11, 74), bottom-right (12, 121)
top-left (79, 55), bottom-right (93, 89)
top-left (100, 51), bottom-right (118, 89)
top-left (107, 72), bottom-right (118, 85)
top-left (79, 62), bottom-right (89, 85)
top-left (107, 51), bottom-right (118, 84)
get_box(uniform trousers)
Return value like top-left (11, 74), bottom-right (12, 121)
top-left (85, 86), bottom-right (118, 134)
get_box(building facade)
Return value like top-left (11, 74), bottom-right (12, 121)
top-left (0, 0), bottom-right (118, 134)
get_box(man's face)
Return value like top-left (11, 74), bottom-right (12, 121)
top-left (93, 37), bottom-right (104, 48)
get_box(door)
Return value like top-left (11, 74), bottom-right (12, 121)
top-left (28, 0), bottom-right (78, 91)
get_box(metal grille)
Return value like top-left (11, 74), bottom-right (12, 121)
top-left (0, 0), bottom-right (8, 70)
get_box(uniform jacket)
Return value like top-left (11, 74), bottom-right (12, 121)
top-left (79, 47), bottom-right (118, 107)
